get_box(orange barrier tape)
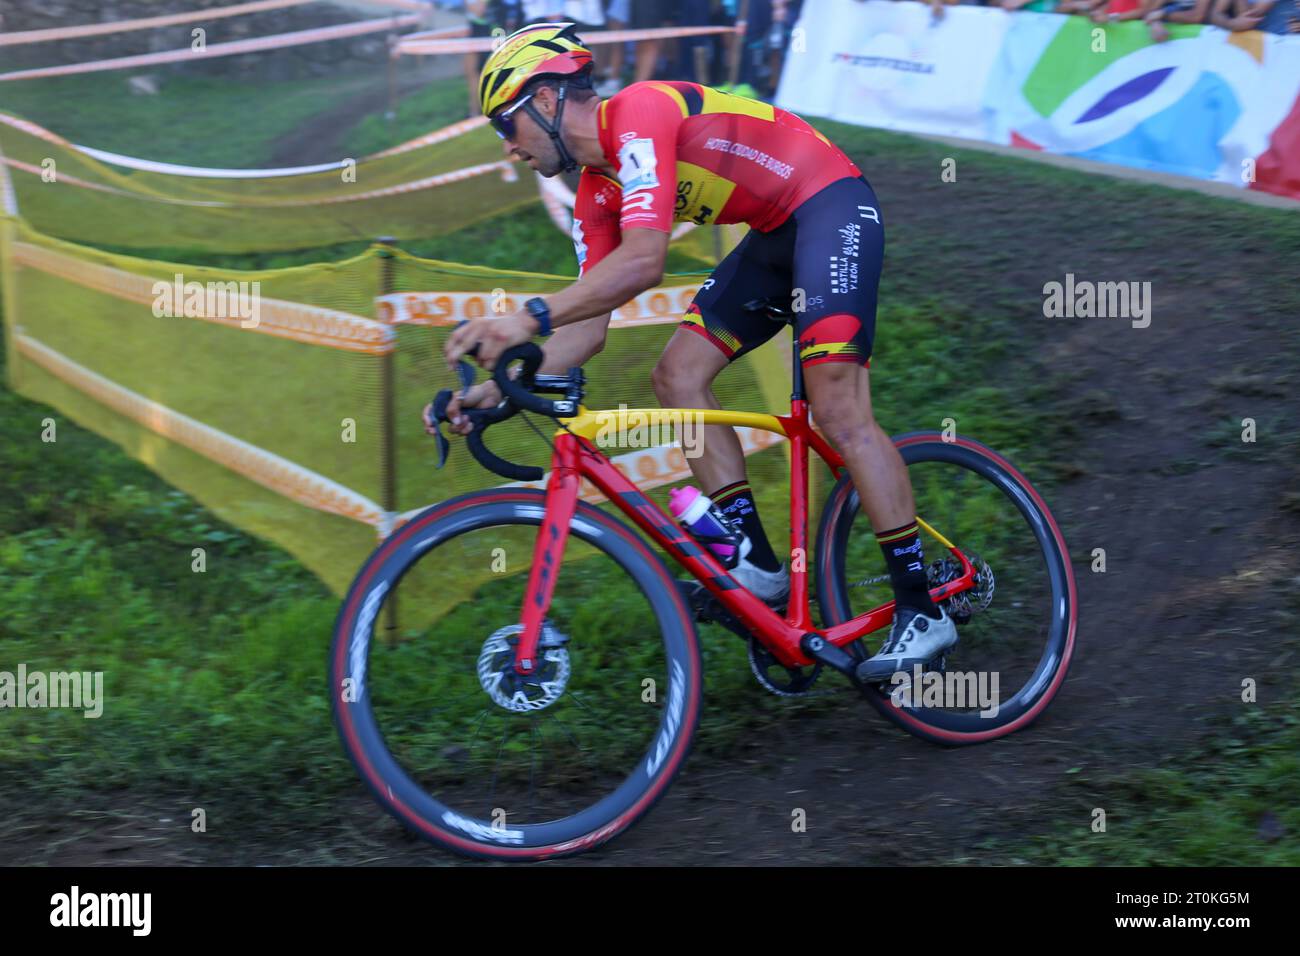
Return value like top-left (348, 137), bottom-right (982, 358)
top-left (14, 334), bottom-right (387, 526)
top-left (401, 24), bottom-right (469, 42)
top-left (0, 13), bottom-right (423, 81)
top-left (398, 23), bottom-right (739, 56)
top-left (0, 0), bottom-right (322, 47)
top-left (0, 113), bottom-right (75, 150)
top-left (13, 241), bottom-right (396, 355)
top-left (0, 157), bottom-right (228, 204)
top-left (263, 160), bottom-right (518, 205)
top-left (367, 115), bottom-right (488, 159)
top-left (375, 284), bottom-right (701, 327)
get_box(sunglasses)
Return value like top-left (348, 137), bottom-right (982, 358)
top-left (490, 93), bottom-right (535, 140)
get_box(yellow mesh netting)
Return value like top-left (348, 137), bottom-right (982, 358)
top-left (2, 210), bottom-right (795, 606)
top-left (0, 113), bottom-right (536, 253)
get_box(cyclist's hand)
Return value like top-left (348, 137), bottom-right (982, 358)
top-left (444, 312), bottom-right (539, 370)
top-left (423, 381), bottom-right (503, 437)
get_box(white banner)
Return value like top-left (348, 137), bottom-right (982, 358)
top-left (777, 0), bottom-right (1009, 139)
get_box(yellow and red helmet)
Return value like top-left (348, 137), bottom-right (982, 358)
top-left (478, 22), bottom-right (594, 120)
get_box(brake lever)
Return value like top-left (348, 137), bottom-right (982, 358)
top-left (430, 389), bottom-right (454, 469)
top-left (454, 321), bottom-right (481, 393)
top-left (429, 326), bottom-right (483, 470)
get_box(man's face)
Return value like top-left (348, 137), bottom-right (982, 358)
top-left (498, 88), bottom-right (565, 177)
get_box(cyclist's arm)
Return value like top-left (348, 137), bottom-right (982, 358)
top-left (541, 228), bottom-right (669, 331)
top-left (539, 312), bottom-right (610, 372)
top-left (536, 89), bottom-right (681, 331)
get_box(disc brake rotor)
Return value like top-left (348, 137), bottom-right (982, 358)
top-left (477, 623), bottom-right (571, 713)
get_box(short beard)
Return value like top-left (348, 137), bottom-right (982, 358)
top-left (528, 133), bottom-right (571, 177)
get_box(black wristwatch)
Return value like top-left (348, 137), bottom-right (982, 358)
top-left (524, 296), bottom-right (553, 337)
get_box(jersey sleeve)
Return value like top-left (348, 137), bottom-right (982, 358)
top-left (602, 86), bottom-right (682, 234)
top-left (571, 169), bottom-right (623, 278)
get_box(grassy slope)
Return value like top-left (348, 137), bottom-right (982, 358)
top-left (0, 72), bottom-right (387, 168)
top-left (1, 75), bottom-right (1298, 863)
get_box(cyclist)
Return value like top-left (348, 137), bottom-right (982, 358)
top-left (431, 22), bottom-right (956, 680)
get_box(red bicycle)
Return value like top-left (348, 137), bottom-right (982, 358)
top-left (331, 310), bottom-right (1077, 860)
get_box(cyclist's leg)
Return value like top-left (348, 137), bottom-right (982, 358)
top-left (791, 176), bottom-right (943, 621)
top-left (652, 227), bottom-right (791, 574)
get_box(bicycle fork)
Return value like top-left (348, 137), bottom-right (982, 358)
top-left (512, 438), bottom-right (581, 677)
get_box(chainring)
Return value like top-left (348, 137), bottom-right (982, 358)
top-left (747, 638), bottom-right (823, 697)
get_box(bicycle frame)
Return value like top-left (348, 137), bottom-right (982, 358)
top-left (509, 395), bottom-right (979, 677)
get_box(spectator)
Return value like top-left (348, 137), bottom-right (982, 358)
top-left (1137, 0), bottom-right (1211, 41)
top-left (1001, 0), bottom-right (1064, 11)
top-left (598, 0), bottom-right (631, 95)
top-left (1055, 0), bottom-right (1143, 20)
top-left (464, 1), bottom-right (521, 117)
top-left (737, 0), bottom-right (801, 98)
top-left (1209, 0), bottom-right (1275, 29)
top-left (673, 0), bottom-right (719, 85)
top-left (1256, 0), bottom-right (1299, 31)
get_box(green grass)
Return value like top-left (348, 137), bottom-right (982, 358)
top-left (0, 366), bottom-right (347, 811)
top-left (0, 71), bottom-right (389, 168)
top-left (341, 74), bottom-right (474, 159)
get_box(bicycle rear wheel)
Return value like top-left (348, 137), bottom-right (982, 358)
top-left (331, 489), bottom-right (702, 860)
top-left (816, 432), bottom-right (1077, 744)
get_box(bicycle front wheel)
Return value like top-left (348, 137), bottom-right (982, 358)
top-left (331, 489), bottom-right (702, 860)
top-left (816, 432), bottom-right (1077, 744)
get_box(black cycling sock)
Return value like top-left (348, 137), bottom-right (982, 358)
top-left (711, 480), bottom-right (781, 572)
top-left (876, 520), bottom-right (939, 616)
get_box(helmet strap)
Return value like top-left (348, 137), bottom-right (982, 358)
top-left (522, 80), bottom-right (580, 174)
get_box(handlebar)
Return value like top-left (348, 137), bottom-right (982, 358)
top-left (429, 343), bottom-right (585, 482)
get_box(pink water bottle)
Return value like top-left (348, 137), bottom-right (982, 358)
top-left (669, 486), bottom-right (740, 563)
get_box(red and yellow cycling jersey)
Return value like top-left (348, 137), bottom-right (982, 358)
top-left (571, 81), bottom-right (863, 275)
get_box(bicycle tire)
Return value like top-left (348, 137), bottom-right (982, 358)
top-left (815, 432), bottom-right (1078, 745)
top-left (330, 488), bottom-right (702, 860)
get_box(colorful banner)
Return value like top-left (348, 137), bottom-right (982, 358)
top-left (776, 1), bottom-right (1300, 200)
